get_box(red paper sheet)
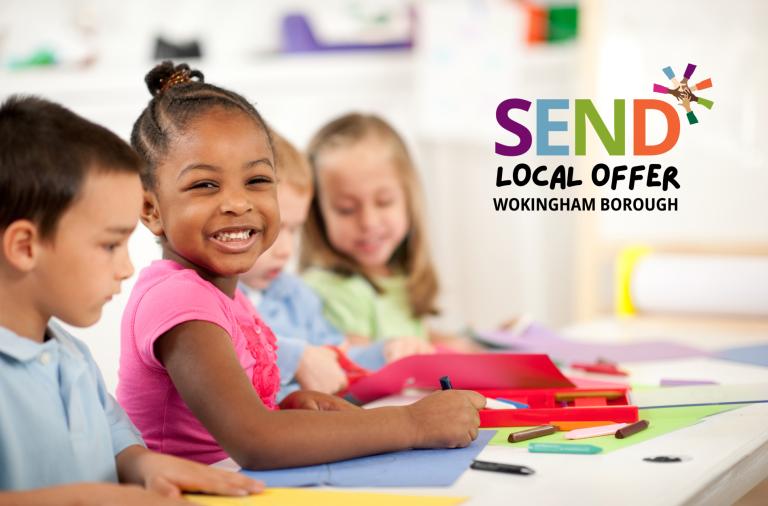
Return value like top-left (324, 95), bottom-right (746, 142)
top-left (342, 353), bottom-right (574, 404)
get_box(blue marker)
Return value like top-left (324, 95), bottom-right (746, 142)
top-left (440, 376), bottom-right (453, 390)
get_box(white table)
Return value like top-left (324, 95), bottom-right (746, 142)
top-left (217, 317), bottom-right (768, 505)
top-left (350, 394), bottom-right (768, 506)
top-left (215, 393), bottom-right (768, 505)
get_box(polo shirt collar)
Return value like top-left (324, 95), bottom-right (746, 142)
top-left (0, 321), bottom-right (81, 363)
top-left (0, 325), bottom-right (51, 362)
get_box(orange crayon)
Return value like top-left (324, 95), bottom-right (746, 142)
top-left (550, 421), bottom-right (618, 431)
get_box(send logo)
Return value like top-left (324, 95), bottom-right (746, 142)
top-left (653, 63), bottom-right (713, 125)
top-left (495, 63), bottom-right (713, 158)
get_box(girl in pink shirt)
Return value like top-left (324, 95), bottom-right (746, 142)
top-left (117, 61), bottom-right (485, 469)
top-left (119, 259), bottom-right (280, 464)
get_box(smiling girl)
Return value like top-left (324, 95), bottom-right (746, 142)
top-left (116, 62), bottom-right (484, 470)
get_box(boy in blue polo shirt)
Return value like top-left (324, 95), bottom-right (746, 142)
top-left (0, 96), bottom-right (262, 504)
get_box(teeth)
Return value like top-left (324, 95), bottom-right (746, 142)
top-left (214, 230), bottom-right (251, 242)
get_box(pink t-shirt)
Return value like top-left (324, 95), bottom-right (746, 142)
top-left (117, 259), bottom-right (280, 464)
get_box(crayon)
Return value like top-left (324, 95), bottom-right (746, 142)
top-left (508, 425), bottom-right (556, 443)
top-left (565, 423), bottom-right (629, 440)
top-left (528, 443), bottom-right (603, 455)
top-left (615, 419), bottom-right (650, 439)
top-left (554, 391), bottom-right (625, 401)
top-left (550, 421), bottom-right (616, 431)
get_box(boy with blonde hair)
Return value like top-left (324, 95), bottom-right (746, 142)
top-left (240, 132), bottom-right (385, 400)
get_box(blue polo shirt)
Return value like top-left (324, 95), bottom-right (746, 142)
top-left (0, 321), bottom-right (144, 490)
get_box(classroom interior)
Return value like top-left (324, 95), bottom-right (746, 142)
top-left (1, 0), bottom-right (767, 504)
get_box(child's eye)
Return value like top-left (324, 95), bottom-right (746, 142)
top-left (188, 180), bottom-right (219, 190)
top-left (102, 243), bottom-right (120, 253)
top-left (334, 207), bottom-right (356, 216)
top-left (377, 199), bottom-right (394, 208)
top-left (247, 176), bottom-right (273, 186)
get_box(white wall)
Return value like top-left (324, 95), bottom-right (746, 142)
top-left (2, 0), bottom-right (766, 392)
top-left (590, 0), bottom-right (768, 243)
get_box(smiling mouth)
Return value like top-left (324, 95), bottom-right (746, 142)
top-left (209, 227), bottom-right (261, 253)
top-left (213, 229), bottom-right (256, 242)
top-left (356, 238), bottom-right (385, 252)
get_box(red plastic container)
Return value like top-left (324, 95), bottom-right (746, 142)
top-left (476, 384), bottom-right (638, 427)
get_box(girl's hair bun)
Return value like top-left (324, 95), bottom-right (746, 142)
top-left (144, 61), bottom-right (205, 98)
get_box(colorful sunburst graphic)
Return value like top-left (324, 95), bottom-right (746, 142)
top-left (653, 64), bottom-right (713, 125)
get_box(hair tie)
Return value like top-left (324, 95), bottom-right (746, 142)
top-left (159, 67), bottom-right (203, 94)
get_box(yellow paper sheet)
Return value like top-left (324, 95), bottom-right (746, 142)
top-left (186, 488), bottom-right (466, 506)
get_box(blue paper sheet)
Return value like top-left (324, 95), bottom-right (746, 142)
top-left (716, 344), bottom-right (768, 367)
top-left (241, 430), bottom-right (495, 487)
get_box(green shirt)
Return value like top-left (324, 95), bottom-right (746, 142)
top-left (303, 268), bottom-right (427, 341)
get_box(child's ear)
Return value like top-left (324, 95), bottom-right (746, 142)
top-left (2, 220), bottom-right (40, 272)
top-left (141, 191), bottom-right (165, 237)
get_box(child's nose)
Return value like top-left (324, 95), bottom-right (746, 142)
top-left (358, 205), bottom-right (378, 230)
top-left (220, 189), bottom-right (253, 215)
top-left (117, 248), bottom-right (134, 281)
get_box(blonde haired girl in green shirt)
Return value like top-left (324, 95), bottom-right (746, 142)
top-left (302, 113), bottom-right (480, 362)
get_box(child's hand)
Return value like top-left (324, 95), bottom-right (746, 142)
top-left (295, 345), bottom-right (349, 393)
top-left (405, 390), bottom-right (485, 448)
top-left (279, 390), bottom-right (361, 411)
top-left (384, 337), bottom-right (435, 363)
top-left (117, 446), bottom-right (263, 499)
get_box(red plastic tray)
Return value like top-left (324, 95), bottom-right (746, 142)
top-left (476, 385), bottom-right (638, 427)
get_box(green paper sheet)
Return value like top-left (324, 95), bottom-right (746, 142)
top-left (487, 404), bottom-right (745, 453)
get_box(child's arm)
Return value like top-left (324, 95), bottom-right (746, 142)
top-left (0, 483), bottom-right (190, 506)
top-left (156, 320), bottom-right (485, 470)
top-left (115, 444), bottom-right (263, 497)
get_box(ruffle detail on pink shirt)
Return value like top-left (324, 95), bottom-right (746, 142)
top-left (241, 315), bottom-right (280, 409)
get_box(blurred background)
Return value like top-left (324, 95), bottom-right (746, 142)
top-left (1, 0), bottom-right (767, 392)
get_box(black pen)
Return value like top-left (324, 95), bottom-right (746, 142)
top-left (471, 460), bottom-right (535, 476)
